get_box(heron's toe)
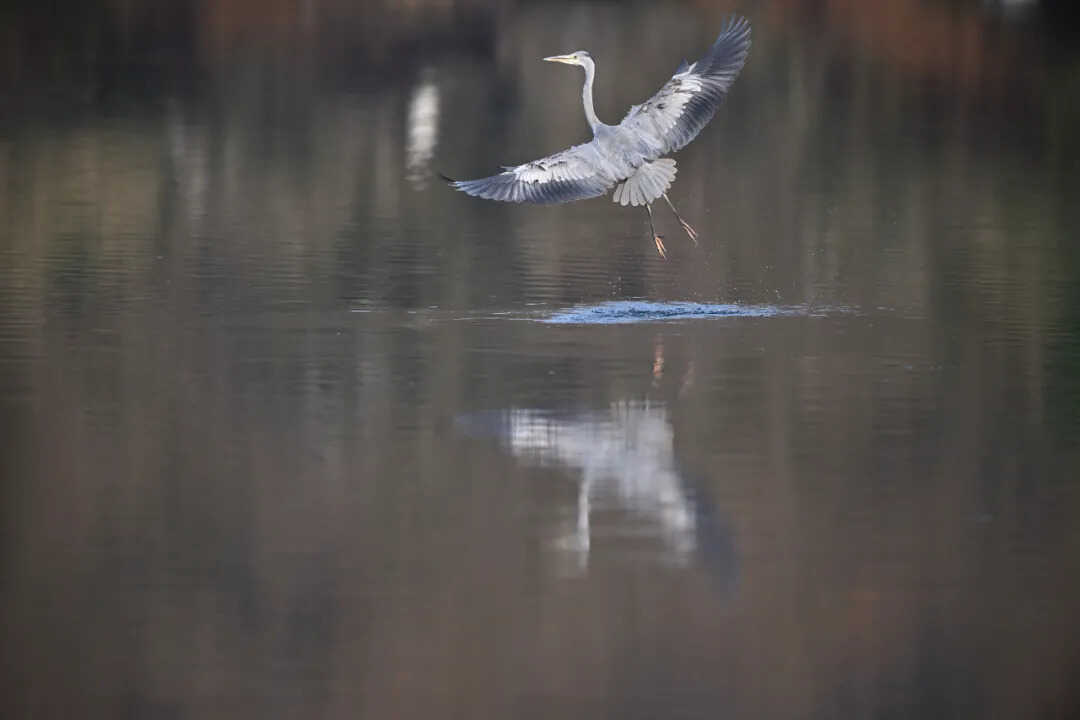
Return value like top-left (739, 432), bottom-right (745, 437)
top-left (680, 220), bottom-right (699, 244)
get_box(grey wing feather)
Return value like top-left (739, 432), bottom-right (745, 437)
top-left (619, 16), bottom-right (751, 159)
top-left (450, 141), bottom-right (616, 205)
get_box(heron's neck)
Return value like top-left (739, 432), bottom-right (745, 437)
top-left (581, 58), bottom-right (600, 132)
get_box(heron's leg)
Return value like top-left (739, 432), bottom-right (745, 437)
top-left (662, 193), bottom-right (698, 245)
top-left (646, 204), bottom-right (667, 259)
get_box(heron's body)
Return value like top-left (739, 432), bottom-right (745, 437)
top-left (447, 17), bottom-right (752, 256)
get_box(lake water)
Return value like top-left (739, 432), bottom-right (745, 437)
top-left (3, 1), bottom-right (1080, 717)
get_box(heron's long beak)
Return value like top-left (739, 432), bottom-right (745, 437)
top-left (543, 54), bottom-right (577, 65)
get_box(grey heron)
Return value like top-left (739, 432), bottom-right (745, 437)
top-left (445, 16), bottom-right (751, 258)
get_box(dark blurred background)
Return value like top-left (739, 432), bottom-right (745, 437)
top-left (2, 1), bottom-right (1080, 718)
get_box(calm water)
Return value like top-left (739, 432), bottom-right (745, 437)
top-left (3, 1), bottom-right (1080, 717)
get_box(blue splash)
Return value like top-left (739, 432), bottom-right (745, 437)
top-left (542, 300), bottom-right (794, 325)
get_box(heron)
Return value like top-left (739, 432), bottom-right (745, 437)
top-left (445, 16), bottom-right (751, 258)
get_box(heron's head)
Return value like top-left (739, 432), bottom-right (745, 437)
top-left (543, 50), bottom-right (592, 68)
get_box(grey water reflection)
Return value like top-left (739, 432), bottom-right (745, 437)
top-left (459, 402), bottom-right (736, 584)
top-left (405, 71), bottom-right (441, 190)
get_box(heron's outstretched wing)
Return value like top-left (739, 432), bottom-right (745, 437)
top-left (618, 16), bottom-right (751, 159)
top-left (448, 141), bottom-right (616, 204)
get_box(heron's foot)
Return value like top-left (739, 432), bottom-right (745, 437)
top-left (678, 218), bottom-right (698, 245)
top-left (653, 234), bottom-right (668, 259)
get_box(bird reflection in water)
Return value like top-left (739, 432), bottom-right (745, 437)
top-left (458, 399), bottom-right (736, 587)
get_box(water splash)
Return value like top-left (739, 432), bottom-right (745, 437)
top-left (542, 300), bottom-right (801, 324)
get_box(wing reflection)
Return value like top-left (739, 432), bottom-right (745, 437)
top-left (460, 403), bottom-right (736, 584)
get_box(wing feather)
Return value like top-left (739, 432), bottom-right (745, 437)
top-left (450, 141), bottom-right (616, 205)
top-left (618, 16), bottom-right (751, 159)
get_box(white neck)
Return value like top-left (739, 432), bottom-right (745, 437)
top-left (580, 56), bottom-right (601, 132)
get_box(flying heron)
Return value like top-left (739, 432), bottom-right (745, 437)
top-left (445, 16), bottom-right (751, 258)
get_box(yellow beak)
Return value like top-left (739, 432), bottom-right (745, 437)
top-left (543, 54), bottom-right (577, 65)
